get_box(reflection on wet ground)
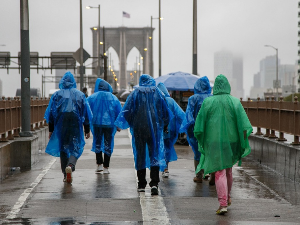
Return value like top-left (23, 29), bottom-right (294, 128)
top-left (2, 218), bottom-right (143, 225)
top-left (237, 158), bottom-right (300, 205)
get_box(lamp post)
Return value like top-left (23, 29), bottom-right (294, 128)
top-left (159, 0), bottom-right (162, 76)
top-left (265, 45), bottom-right (279, 101)
top-left (192, 0), bottom-right (197, 75)
top-left (20, 0), bottom-right (32, 137)
top-left (86, 5), bottom-right (101, 77)
top-left (150, 16), bottom-right (163, 77)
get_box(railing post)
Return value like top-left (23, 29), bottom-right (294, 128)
top-left (269, 96), bottom-right (277, 138)
top-left (264, 97), bottom-right (270, 137)
top-left (291, 96), bottom-right (300, 145)
top-left (0, 97), bottom-right (8, 142)
top-left (30, 97), bottom-right (35, 131)
top-left (13, 97), bottom-right (20, 137)
top-left (277, 96), bottom-right (286, 141)
top-left (255, 97), bottom-right (263, 135)
top-left (7, 97), bottom-right (14, 140)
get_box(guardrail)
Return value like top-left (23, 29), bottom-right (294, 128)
top-left (0, 97), bottom-right (49, 141)
top-left (241, 96), bottom-right (300, 145)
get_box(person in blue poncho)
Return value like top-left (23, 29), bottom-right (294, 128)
top-left (115, 74), bottom-right (172, 195)
top-left (44, 71), bottom-right (92, 184)
top-left (87, 78), bottom-right (122, 174)
top-left (157, 82), bottom-right (185, 178)
top-left (179, 76), bottom-right (212, 183)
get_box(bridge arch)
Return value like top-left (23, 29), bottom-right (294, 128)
top-left (91, 26), bottom-right (154, 89)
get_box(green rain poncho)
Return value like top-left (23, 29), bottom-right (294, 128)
top-left (194, 74), bottom-right (253, 175)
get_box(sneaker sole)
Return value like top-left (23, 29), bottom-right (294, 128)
top-left (137, 189), bottom-right (145, 192)
top-left (216, 208), bottom-right (227, 215)
top-left (65, 166), bottom-right (72, 184)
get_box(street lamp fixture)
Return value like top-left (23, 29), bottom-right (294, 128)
top-left (93, 27), bottom-right (97, 30)
top-left (100, 42), bottom-right (103, 45)
top-left (144, 48), bottom-right (147, 51)
top-left (265, 44), bottom-right (279, 101)
top-left (141, 56), bottom-right (143, 60)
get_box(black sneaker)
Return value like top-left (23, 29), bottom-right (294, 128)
top-left (151, 186), bottom-right (158, 195)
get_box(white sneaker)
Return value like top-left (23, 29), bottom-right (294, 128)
top-left (162, 171), bottom-right (169, 178)
top-left (95, 164), bottom-right (103, 173)
top-left (65, 166), bottom-right (72, 184)
top-left (103, 167), bottom-right (110, 174)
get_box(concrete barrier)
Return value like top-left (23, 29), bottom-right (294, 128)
top-left (0, 127), bottom-right (48, 181)
top-left (248, 134), bottom-right (300, 183)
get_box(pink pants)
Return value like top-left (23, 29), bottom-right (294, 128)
top-left (215, 168), bottom-right (233, 207)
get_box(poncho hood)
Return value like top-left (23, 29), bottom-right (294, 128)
top-left (59, 71), bottom-right (77, 89)
top-left (194, 76), bottom-right (211, 94)
top-left (94, 78), bottom-right (113, 93)
top-left (139, 74), bottom-right (156, 86)
top-left (157, 82), bottom-right (170, 97)
top-left (213, 74), bottom-right (231, 95)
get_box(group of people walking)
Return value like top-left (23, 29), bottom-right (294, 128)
top-left (44, 71), bottom-right (252, 215)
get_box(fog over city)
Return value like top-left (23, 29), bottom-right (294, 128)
top-left (0, 0), bottom-right (298, 98)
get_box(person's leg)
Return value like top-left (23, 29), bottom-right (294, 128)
top-left (137, 168), bottom-right (147, 190)
top-left (103, 127), bottom-right (113, 172)
top-left (60, 151), bottom-right (68, 180)
top-left (215, 169), bottom-right (228, 207)
top-left (149, 166), bottom-right (160, 187)
top-left (94, 126), bottom-right (104, 172)
top-left (226, 168), bottom-right (233, 205)
top-left (193, 160), bottom-right (202, 183)
top-left (95, 152), bottom-right (104, 172)
top-left (103, 153), bottom-right (111, 168)
top-left (68, 155), bottom-right (78, 171)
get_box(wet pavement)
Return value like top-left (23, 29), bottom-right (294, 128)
top-left (0, 129), bottom-right (300, 224)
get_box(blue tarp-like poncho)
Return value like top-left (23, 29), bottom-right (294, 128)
top-left (44, 71), bottom-right (92, 159)
top-left (87, 78), bottom-right (122, 156)
top-left (114, 74), bottom-right (173, 171)
top-left (157, 82), bottom-right (185, 167)
top-left (179, 76), bottom-right (212, 161)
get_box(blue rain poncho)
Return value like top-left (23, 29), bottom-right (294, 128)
top-left (194, 75), bottom-right (253, 174)
top-left (44, 71), bottom-right (92, 159)
top-left (157, 82), bottom-right (185, 166)
top-left (114, 74), bottom-right (173, 171)
top-left (179, 76), bottom-right (212, 161)
top-left (87, 78), bottom-right (122, 156)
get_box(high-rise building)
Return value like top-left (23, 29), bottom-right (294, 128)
top-left (214, 50), bottom-right (244, 98)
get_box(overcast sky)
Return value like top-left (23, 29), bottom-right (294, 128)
top-left (0, 0), bottom-right (298, 98)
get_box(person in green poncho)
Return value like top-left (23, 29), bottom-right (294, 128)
top-left (194, 74), bottom-right (252, 215)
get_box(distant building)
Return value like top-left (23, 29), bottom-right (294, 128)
top-left (250, 56), bottom-right (297, 99)
top-left (214, 50), bottom-right (244, 98)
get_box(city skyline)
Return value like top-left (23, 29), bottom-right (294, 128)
top-left (0, 0), bottom-right (298, 98)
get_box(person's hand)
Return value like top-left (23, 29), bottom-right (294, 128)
top-left (117, 127), bottom-right (121, 132)
top-left (85, 132), bottom-right (90, 139)
top-left (164, 125), bottom-right (169, 134)
top-left (48, 132), bottom-right (52, 139)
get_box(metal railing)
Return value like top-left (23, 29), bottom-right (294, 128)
top-left (0, 97), bottom-right (49, 141)
top-left (241, 96), bottom-right (300, 145)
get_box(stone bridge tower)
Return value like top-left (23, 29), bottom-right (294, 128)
top-left (91, 26), bottom-right (154, 89)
